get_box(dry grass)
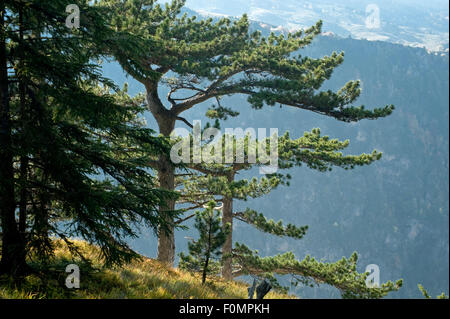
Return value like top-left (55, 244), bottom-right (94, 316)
top-left (0, 240), bottom-right (295, 299)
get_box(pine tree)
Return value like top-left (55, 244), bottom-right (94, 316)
top-left (179, 201), bottom-right (229, 284)
top-left (173, 130), bottom-right (402, 298)
top-left (0, 0), bottom-right (175, 276)
top-left (100, 0), bottom-right (394, 265)
top-left (232, 243), bottom-right (402, 299)
top-left (174, 128), bottom-right (382, 280)
top-left (0, 0), bottom-right (22, 275)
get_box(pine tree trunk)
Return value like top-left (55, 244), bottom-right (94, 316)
top-left (202, 254), bottom-right (210, 284)
top-left (18, 157), bottom-right (28, 234)
top-left (153, 106), bottom-right (176, 266)
top-left (0, 3), bottom-right (26, 275)
top-left (157, 154), bottom-right (176, 265)
top-left (18, 7), bottom-right (27, 236)
top-left (221, 173), bottom-right (234, 280)
top-left (202, 214), bottom-right (213, 284)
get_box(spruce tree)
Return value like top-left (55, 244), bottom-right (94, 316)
top-left (0, 0), bottom-right (175, 276)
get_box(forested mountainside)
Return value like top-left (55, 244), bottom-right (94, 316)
top-left (179, 0), bottom-right (449, 52)
top-left (102, 19), bottom-right (449, 298)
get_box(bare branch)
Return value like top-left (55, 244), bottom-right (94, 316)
top-left (172, 69), bottom-right (248, 115)
top-left (175, 213), bottom-right (196, 225)
top-left (176, 116), bottom-right (193, 129)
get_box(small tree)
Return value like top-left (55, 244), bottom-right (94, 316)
top-left (179, 201), bottom-right (229, 284)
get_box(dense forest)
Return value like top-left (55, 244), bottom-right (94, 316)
top-left (0, 0), bottom-right (448, 300)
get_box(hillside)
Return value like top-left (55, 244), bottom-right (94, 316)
top-left (1, 0), bottom-right (447, 303)
top-left (103, 26), bottom-right (449, 298)
top-left (0, 240), bottom-right (293, 299)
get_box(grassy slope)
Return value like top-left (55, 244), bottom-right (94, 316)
top-left (0, 240), bottom-right (294, 299)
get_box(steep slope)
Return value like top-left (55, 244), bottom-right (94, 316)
top-left (101, 24), bottom-right (449, 299)
top-left (0, 240), bottom-right (293, 299)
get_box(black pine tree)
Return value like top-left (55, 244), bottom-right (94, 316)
top-left (179, 201), bottom-right (229, 284)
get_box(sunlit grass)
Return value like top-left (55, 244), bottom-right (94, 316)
top-left (0, 239), bottom-right (295, 299)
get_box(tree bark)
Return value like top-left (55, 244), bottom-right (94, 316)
top-left (18, 6), bottom-right (28, 236)
top-left (221, 172), bottom-right (235, 280)
top-left (156, 153), bottom-right (176, 265)
top-left (0, 3), bottom-right (26, 275)
top-left (202, 255), bottom-right (209, 284)
top-left (18, 157), bottom-right (28, 234)
top-left (147, 82), bottom-right (178, 265)
top-left (202, 213), bottom-right (213, 284)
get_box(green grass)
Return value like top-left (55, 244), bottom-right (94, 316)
top-left (0, 240), bottom-right (295, 299)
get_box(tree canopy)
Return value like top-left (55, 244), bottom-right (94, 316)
top-left (0, 0), bottom-right (176, 275)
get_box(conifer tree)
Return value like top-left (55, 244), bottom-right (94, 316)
top-left (0, 0), bottom-right (175, 276)
top-left (174, 130), bottom-right (402, 298)
top-left (100, 0), bottom-right (394, 265)
top-left (232, 243), bottom-right (402, 299)
top-left (179, 201), bottom-right (229, 284)
top-left (174, 128), bottom-right (382, 280)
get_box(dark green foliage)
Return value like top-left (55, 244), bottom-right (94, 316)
top-left (232, 243), bottom-right (403, 299)
top-left (102, 0), bottom-right (393, 122)
top-left (0, 0), bottom-right (176, 276)
top-left (99, 0), bottom-right (396, 267)
top-left (179, 201), bottom-right (229, 284)
top-left (234, 209), bottom-right (308, 240)
top-left (2, 0), bottom-right (407, 299)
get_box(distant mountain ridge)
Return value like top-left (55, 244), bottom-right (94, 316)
top-left (179, 0), bottom-right (449, 53)
top-left (101, 8), bottom-right (449, 298)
